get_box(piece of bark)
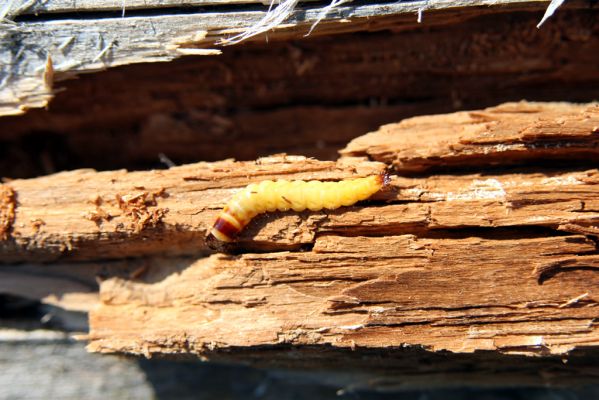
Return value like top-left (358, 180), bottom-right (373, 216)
top-left (341, 102), bottom-right (599, 173)
top-left (87, 234), bottom-right (599, 358)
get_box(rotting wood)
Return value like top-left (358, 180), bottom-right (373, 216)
top-left (341, 102), bottom-right (599, 173)
top-left (0, 156), bottom-right (385, 262)
top-left (0, 185), bottom-right (15, 241)
top-left (2, 103), bottom-right (599, 262)
top-left (2, 154), bottom-right (599, 262)
top-left (86, 234), bottom-right (599, 359)
top-left (0, 253), bottom-right (599, 390)
top-left (0, 0), bottom-right (583, 116)
top-left (3, 8), bottom-right (598, 178)
top-left (0, 99), bottom-right (598, 382)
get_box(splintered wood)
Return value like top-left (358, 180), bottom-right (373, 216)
top-left (1, 102), bottom-right (599, 364)
top-left (88, 234), bottom-right (599, 357)
top-left (0, 158), bottom-right (384, 262)
top-left (1, 0), bottom-right (575, 117)
top-left (341, 102), bottom-right (599, 173)
top-left (2, 157), bottom-right (599, 262)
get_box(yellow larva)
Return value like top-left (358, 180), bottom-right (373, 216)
top-left (207, 174), bottom-right (387, 246)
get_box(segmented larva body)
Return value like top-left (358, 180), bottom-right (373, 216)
top-left (207, 175), bottom-right (386, 244)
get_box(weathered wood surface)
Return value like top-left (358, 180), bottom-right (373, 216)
top-left (341, 102), bottom-right (599, 173)
top-left (3, 7), bottom-right (598, 178)
top-left (3, 0), bottom-right (295, 15)
top-left (0, 0), bottom-right (575, 116)
top-left (0, 156), bottom-right (386, 262)
top-left (3, 156), bottom-right (599, 263)
top-left (87, 233), bottom-right (599, 358)
top-left (0, 101), bottom-right (598, 364)
top-left (1, 102), bottom-right (599, 262)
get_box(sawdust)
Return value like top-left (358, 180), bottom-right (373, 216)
top-left (115, 189), bottom-right (169, 233)
top-left (0, 185), bottom-right (16, 240)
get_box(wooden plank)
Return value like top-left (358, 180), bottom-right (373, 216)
top-left (3, 238), bottom-right (594, 387)
top-left (2, 7), bottom-right (598, 178)
top-left (0, 156), bottom-right (385, 261)
top-left (4, 0), bottom-right (274, 15)
top-left (0, 0), bottom-right (569, 116)
top-left (2, 255), bottom-right (598, 389)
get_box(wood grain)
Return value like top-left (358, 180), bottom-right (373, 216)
top-left (0, 156), bottom-right (385, 261)
top-left (87, 234), bottom-right (599, 358)
top-left (6, 0), bottom-right (553, 16)
top-left (2, 151), bottom-right (599, 262)
top-left (0, 0), bottom-right (580, 116)
top-left (0, 100), bottom-right (598, 384)
top-left (341, 102), bottom-right (599, 173)
top-left (3, 7), bottom-right (598, 178)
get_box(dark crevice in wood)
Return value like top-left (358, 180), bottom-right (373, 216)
top-left (14, 0), bottom-right (409, 23)
top-left (538, 265), bottom-right (599, 285)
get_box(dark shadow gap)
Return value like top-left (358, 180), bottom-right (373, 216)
top-left (14, 0), bottom-right (423, 23)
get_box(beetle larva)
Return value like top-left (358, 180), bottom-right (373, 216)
top-left (207, 174), bottom-right (388, 246)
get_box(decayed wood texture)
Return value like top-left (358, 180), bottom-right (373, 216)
top-left (88, 234), bottom-right (599, 358)
top-left (1, 102), bottom-right (599, 262)
top-left (3, 0), bottom-right (554, 15)
top-left (0, 0), bottom-right (578, 116)
top-left (3, 155), bottom-right (599, 263)
top-left (2, 7), bottom-right (598, 178)
top-left (0, 156), bottom-right (385, 262)
top-left (1, 101), bottom-right (599, 369)
top-left (342, 102), bottom-right (599, 173)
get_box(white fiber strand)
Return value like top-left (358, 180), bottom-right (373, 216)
top-left (537, 0), bottom-right (565, 28)
top-left (221, 0), bottom-right (300, 45)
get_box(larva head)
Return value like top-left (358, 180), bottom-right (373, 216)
top-left (206, 232), bottom-right (232, 251)
top-left (206, 211), bottom-right (243, 250)
top-left (377, 170), bottom-right (392, 188)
